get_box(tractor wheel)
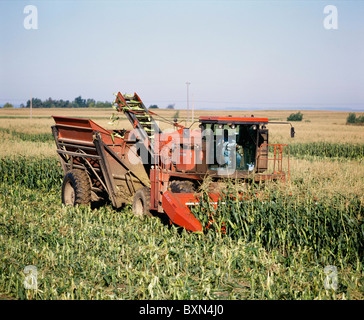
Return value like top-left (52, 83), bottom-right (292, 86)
top-left (132, 187), bottom-right (152, 217)
top-left (169, 180), bottom-right (196, 193)
top-left (61, 169), bottom-right (91, 206)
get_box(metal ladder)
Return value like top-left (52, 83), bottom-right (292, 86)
top-left (113, 92), bottom-right (162, 162)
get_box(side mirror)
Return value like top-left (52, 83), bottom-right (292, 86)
top-left (291, 127), bottom-right (295, 138)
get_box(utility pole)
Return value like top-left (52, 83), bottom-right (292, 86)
top-left (30, 93), bottom-right (32, 119)
top-left (191, 93), bottom-right (194, 124)
top-left (186, 82), bottom-right (190, 126)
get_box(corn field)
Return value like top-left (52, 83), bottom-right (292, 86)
top-left (0, 157), bottom-right (61, 189)
top-left (0, 109), bottom-right (363, 300)
top-left (0, 128), bottom-right (53, 143)
top-left (0, 156), bottom-right (363, 300)
top-left (288, 142), bottom-right (364, 160)
top-left (193, 185), bottom-right (363, 265)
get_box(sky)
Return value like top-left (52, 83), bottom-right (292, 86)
top-left (0, 0), bottom-right (363, 111)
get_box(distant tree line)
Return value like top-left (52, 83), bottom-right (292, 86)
top-left (1, 97), bottom-right (176, 109)
top-left (148, 104), bottom-right (175, 109)
top-left (21, 96), bottom-right (113, 108)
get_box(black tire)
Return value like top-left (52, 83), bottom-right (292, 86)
top-left (132, 187), bottom-right (151, 217)
top-left (169, 180), bottom-right (196, 193)
top-left (61, 169), bottom-right (91, 206)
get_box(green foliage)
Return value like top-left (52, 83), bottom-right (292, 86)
top-left (347, 113), bottom-right (364, 124)
top-left (287, 111), bottom-right (303, 122)
top-left (94, 101), bottom-right (112, 108)
top-left (0, 157), bottom-right (62, 189)
top-left (347, 113), bottom-right (357, 124)
top-left (3, 103), bottom-right (13, 108)
top-left (74, 96), bottom-right (87, 108)
top-left (289, 142), bottom-right (364, 160)
top-left (24, 97), bottom-right (112, 108)
top-left (25, 98), bottom-right (44, 108)
top-left (148, 105), bottom-right (159, 109)
top-left (86, 99), bottom-right (95, 108)
top-left (0, 128), bottom-right (53, 143)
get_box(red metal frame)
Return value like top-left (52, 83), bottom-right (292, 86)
top-left (52, 116), bottom-right (123, 146)
top-left (257, 143), bottom-right (290, 180)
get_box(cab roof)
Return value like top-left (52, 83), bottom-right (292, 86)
top-left (199, 116), bottom-right (268, 124)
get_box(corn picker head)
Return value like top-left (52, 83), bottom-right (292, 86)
top-left (52, 91), bottom-right (294, 233)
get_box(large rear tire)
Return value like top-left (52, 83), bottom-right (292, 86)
top-left (132, 187), bottom-right (152, 217)
top-left (61, 169), bottom-right (91, 206)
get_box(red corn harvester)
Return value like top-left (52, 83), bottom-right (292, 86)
top-left (52, 92), bottom-right (295, 232)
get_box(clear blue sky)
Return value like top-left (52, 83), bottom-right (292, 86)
top-left (0, 0), bottom-right (363, 110)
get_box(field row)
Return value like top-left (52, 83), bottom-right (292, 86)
top-left (287, 142), bottom-right (364, 160)
top-left (0, 127), bottom-right (54, 143)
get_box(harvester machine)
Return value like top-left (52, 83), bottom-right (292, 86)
top-left (52, 92), bottom-right (294, 232)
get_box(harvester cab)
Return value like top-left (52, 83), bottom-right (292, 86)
top-left (164, 115), bottom-right (292, 182)
top-left (198, 116), bottom-right (270, 177)
top-left (52, 91), bottom-right (294, 233)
